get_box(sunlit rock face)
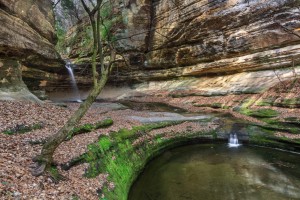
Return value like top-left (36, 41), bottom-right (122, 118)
top-left (0, 0), bottom-right (63, 70)
top-left (123, 0), bottom-right (300, 78)
top-left (63, 0), bottom-right (300, 84)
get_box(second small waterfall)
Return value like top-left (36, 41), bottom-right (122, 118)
top-left (228, 133), bottom-right (240, 148)
top-left (66, 61), bottom-right (82, 102)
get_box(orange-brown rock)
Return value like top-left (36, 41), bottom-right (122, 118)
top-left (63, 0), bottom-right (300, 83)
top-left (0, 0), bottom-right (64, 101)
top-left (126, 0), bottom-right (300, 78)
top-left (0, 0), bottom-right (64, 70)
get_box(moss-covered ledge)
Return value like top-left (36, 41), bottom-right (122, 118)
top-left (81, 121), bottom-right (218, 200)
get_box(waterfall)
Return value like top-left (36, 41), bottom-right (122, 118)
top-left (65, 61), bottom-right (82, 102)
top-left (228, 133), bottom-right (241, 147)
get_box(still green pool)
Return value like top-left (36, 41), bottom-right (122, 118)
top-left (128, 144), bottom-right (300, 200)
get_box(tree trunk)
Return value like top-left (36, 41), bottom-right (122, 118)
top-left (32, 73), bottom-right (108, 176)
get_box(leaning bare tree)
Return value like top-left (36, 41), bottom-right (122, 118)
top-left (31, 0), bottom-right (123, 176)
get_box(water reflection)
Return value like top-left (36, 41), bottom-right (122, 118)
top-left (129, 144), bottom-right (300, 200)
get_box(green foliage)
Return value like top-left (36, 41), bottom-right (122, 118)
top-left (55, 20), bottom-right (67, 54)
top-left (49, 166), bottom-right (65, 183)
top-left (2, 123), bottom-right (43, 135)
top-left (255, 97), bottom-right (276, 106)
top-left (212, 131), bottom-right (218, 139)
top-left (61, 0), bottom-right (75, 10)
top-left (256, 101), bottom-right (273, 106)
top-left (83, 26), bottom-right (93, 44)
top-left (99, 4), bottom-right (123, 42)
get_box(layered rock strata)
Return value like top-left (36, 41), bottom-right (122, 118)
top-left (0, 0), bottom-right (64, 100)
top-left (64, 0), bottom-right (300, 80)
top-left (0, 0), bottom-right (63, 69)
top-left (0, 59), bottom-right (42, 102)
top-left (118, 0), bottom-right (300, 81)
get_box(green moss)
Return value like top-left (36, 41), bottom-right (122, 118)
top-left (98, 136), bottom-right (112, 153)
top-left (256, 100), bottom-right (273, 106)
top-left (212, 131), bottom-right (218, 139)
top-left (274, 98), bottom-right (300, 108)
top-left (2, 123), bottom-right (43, 135)
top-left (110, 121), bottom-right (179, 142)
top-left (194, 103), bottom-right (229, 109)
top-left (250, 135), bottom-right (282, 146)
top-left (83, 120), bottom-right (217, 200)
top-left (241, 98), bottom-right (256, 108)
top-left (49, 166), bottom-right (65, 183)
top-left (255, 97), bottom-right (278, 107)
top-left (67, 118), bottom-right (113, 139)
top-left (72, 123), bottom-right (94, 135)
top-left (240, 108), bottom-right (279, 118)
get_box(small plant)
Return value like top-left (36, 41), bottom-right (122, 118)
top-left (2, 123), bottom-right (43, 135)
top-left (49, 166), bottom-right (65, 183)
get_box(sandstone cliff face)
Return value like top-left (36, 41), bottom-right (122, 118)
top-left (0, 0), bottom-right (63, 70)
top-left (62, 0), bottom-right (300, 84)
top-left (127, 0), bottom-right (300, 80)
top-left (0, 59), bottom-right (42, 102)
top-left (0, 0), bottom-right (64, 101)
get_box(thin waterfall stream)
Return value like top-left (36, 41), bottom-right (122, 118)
top-left (228, 133), bottom-right (241, 147)
top-left (65, 61), bottom-right (82, 102)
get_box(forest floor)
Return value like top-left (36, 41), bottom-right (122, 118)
top-left (0, 99), bottom-right (216, 199)
top-left (1, 79), bottom-right (300, 199)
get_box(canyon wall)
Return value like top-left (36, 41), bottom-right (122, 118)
top-left (119, 0), bottom-right (300, 81)
top-left (60, 0), bottom-right (300, 87)
top-left (0, 0), bottom-right (64, 101)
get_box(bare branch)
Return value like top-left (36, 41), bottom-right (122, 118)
top-left (277, 22), bottom-right (300, 39)
top-left (80, 0), bottom-right (91, 14)
top-left (53, 0), bottom-right (62, 8)
top-left (88, 0), bottom-right (96, 7)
